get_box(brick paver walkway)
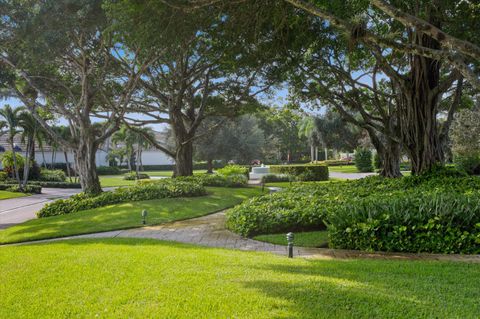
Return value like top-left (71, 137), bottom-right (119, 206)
top-left (14, 210), bottom-right (480, 263)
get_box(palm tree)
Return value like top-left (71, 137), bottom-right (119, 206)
top-left (18, 111), bottom-right (39, 187)
top-left (298, 116), bottom-right (324, 162)
top-left (0, 105), bottom-right (25, 188)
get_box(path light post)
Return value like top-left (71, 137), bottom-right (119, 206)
top-left (142, 209), bottom-right (148, 225)
top-left (287, 232), bottom-right (294, 258)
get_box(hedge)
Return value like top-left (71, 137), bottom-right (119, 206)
top-left (37, 179), bottom-right (206, 218)
top-left (1, 181), bottom-right (81, 188)
top-left (39, 169), bottom-right (66, 182)
top-left (317, 160), bottom-right (354, 166)
top-left (97, 166), bottom-right (125, 175)
top-left (269, 164), bottom-right (329, 181)
top-left (216, 165), bottom-right (249, 177)
top-left (123, 172), bottom-right (150, 180)
top-left (226, 169), bottom-right (480, 254)
top-left (0, 184), bottom-right (42, 194)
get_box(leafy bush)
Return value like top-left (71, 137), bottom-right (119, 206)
top-left (123, 172), bottom-right (150, 180)
top-left (0, 151), bottom-right (25, 174)
top-left (226, 170), bottom-right (480, 253)
top-left (261, 174), bottom-right (290, 183)
top-left (217, 165), bottom-right (249, 177)
top-left (328, 192), bottom-right (480, 254)
top-left (0, 171), bottom-right (7, 181)
top-left (354, 148), bottom-right (373, 172)
top-left (269, 164), bottom-right (329, 181)
top-left (37, 179), bottom-right (206, 218)
top-left (454, 154), bottom-right (480, 175)
top-left (97, 166), bottom-right (123, 175)
top-left (5, 184), bottom-right (42, 194)
top-left (39, 169), bottom-right (66, 182)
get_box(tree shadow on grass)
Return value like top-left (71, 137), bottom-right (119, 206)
top-left (241, 260), bottom-right (480, 318)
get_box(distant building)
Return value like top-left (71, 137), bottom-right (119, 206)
top-left (0, 131), bottom-right (173, 169)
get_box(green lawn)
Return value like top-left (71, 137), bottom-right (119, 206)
top-left (1, 238), bottom-right (479, 318)
top-left (0, 190), bottom-right (28, 200)
top-left (254, 230), bottom-right (329, 248)
top-left (0, 187), bottom-right (263, 244)
top-left (328, 165), bottom-right (359, 173)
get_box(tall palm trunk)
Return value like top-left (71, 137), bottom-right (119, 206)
top-left (22, 136), bottom-right (34, 187)
top-left (10, 139), bottom-right (21, 188)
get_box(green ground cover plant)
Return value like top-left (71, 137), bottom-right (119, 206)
top-left (0, 238), bottom-right (479, 318)
top-left (0, 187), bottom-right (262, 244)
top-left (227, 168), bottom-right (480, 254)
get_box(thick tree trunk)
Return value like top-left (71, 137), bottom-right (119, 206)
top-left (76, 138), bottom-right (102, 195)
top-left (206, 158), bottom-right (214, 174)
top-left (379, 138), bottom-right (402, 178)
top-left (174, 141), bottom-right (194, 176)
top-left (366, 129), bottom-right (402, 178)
top-left (400, 15), bottom-right (444, 175)
top-left (64, 151), bottom-right (72, 182)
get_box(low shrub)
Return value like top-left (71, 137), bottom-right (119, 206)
top-left (37, 179), bottom-right (206, 218)
top-left (261, 174), bottom-right (290, 183)
top-left (373, 153), bottom-right (382, 170)
top-left (217, 165), bottom-right (249, 177)
top-left (0, 181), bottom-right (81, 188)
top-left (5, 184), bottom-right (42, 194)
top-left (328, 192), bottom-right (480, 254)
top-left (269, 164), bottom-right (329, 181)
top-left (39, 169), bottom-right (66, 182)
top-left (0, 171), bottom-right (7, 181)
top-left (454, 154), bottom-right (480, 175)
top-left (97, 166), bottom-right (123, 175)
top-left (123, 172), bottom-right (150, 180)
top-left (226, 170), bottom-right (480, 253)
top-left (354, 148), bottom-right (373, 172)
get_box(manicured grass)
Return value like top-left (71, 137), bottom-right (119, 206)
top-left (99, 175), bottom-right (137, 187)
top-left (328, 165), bottom-right (359, 173)
top-left (147, 169), bottom-right (207, 177)
top-left (0, 187), bottom-right (263, 244)
top-left (0, 190), bottom-right (28, 200)
top-left (254, 230), bottom-right (329, 248)
top-left (1, 238), bottom-right (479, 318)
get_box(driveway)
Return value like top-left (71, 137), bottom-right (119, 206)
top-left (329, 171), bottom-right (377, 179)
top-left (0, 188), bottom-right (82, 229)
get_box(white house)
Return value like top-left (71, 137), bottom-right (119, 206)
top-left (0, 131), bottom-right (173, 169)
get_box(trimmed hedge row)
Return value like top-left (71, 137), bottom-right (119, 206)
top-left (37, 179), bottom-right (206, 218)
top-left (0, 184), bottom-right (42, 194)
top-left (123, 172), bottom-right (150, 180)
top-left (1, 181), bottom-right (81, 188)
top-left (226, 170), bottom-right (480, 254)
top-left (270, 164), bottom-right (329, 181)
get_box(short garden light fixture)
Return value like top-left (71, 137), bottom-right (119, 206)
top-left (141, 209), bottom-right (148, 225)
top-left (286, 232), bottom-right (294, 258)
